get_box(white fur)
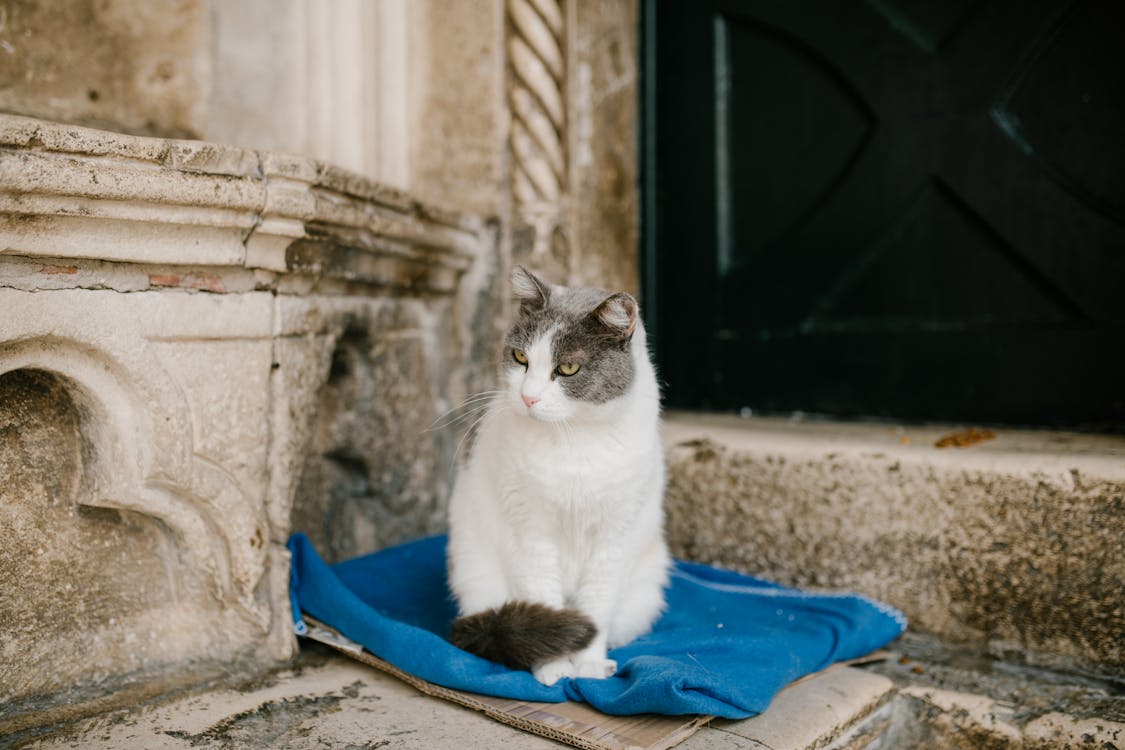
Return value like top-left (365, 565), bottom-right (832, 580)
top-left (447, 321), bottom-right (670, 685)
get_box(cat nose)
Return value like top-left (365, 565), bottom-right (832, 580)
top-left (521, 393), bottom-right (540, 408)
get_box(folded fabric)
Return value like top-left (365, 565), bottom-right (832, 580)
top-left (288, 533), bottom-right (906, 719)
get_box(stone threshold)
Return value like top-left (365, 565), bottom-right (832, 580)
top-left (0, 114), bottom-right (480, 293)
top-left (662, 412), bottom-right (1125, 680)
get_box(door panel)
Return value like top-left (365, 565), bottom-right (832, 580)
top-left (646, 0), bottom-right (1125, 427)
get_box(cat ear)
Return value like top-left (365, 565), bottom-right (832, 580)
top-left (592, 292), bottom-right (638, 341)
top-left (511, 265), bottom-right (551, 310)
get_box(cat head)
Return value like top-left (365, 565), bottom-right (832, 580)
top-left (501, 266), bottom-right (640, 423)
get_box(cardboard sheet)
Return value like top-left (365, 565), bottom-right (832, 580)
top-left (302, 617), bottom-right (712, 750)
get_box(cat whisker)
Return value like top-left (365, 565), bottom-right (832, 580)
top-left (439, 389), bottom-right (505, 414)
top-left (426, 401), bottom-right (495, 433)
top-left (442, 388), bottom-right (505, 409)
top-left (456, 410), bottom-right (490, 453)
top-left (427, 390), bottom-right (505, 432)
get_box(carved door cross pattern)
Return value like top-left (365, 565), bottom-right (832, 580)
top-left (645, 0), bottom-right (1125, 428)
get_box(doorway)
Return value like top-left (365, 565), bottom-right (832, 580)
top-left (643, 0), bottom-right (1125, 429)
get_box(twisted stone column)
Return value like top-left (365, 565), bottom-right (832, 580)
top-left (507, 0), bottom-right (570, 278)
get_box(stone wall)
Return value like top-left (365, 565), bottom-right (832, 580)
top-left (1, 369), bottom-right (189, 702)
top-left (0, 0), bottom-right (642, 725)
top-left (0, 0), bottom-right (643, 477)
top-left (0, 0), bottom-right (209, 138)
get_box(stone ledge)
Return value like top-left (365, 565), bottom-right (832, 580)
top-left (664, 412), bottom-right (1125, 480)
top-left (0, 114), bottom-right (478, 292)
top-left (663, 412), bottom-right (1125, 677)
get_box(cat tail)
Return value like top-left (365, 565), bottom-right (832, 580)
top-left (450, 601), bottom-right (596, 671)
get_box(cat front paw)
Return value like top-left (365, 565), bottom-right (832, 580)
top-left (533, 657), bottom-right (575, 686)
top-left (573, 657), bottom-right (617, 679)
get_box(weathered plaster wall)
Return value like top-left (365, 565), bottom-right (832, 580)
top-left (503, 0), bottom-right (641, 295)
top-left (570, 0), bottom-right (640, 296)
top-left (0, 0), bottom-right (208, 138)
top-left (403, 0), bottom-right (511, 402)
top-left (408, 0), bottom-right (509, 218)
top-left (202, 0), bottom-right (301, 157)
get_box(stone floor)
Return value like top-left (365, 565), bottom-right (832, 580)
top-left (9, 639), bottom-right (1124, 750)
top-left (15, 647), bottom-right (551, 750)
top-left (11, 642), bottom-right (891, 750)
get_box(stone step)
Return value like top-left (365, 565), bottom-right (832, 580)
top-left (662, 411), bottom-right (1125, 680)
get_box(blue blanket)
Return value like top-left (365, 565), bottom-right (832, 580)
top-left (288, 533), bottom-right (905, 719)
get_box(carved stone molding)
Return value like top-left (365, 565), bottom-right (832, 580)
top-left (0, 114), bottom-right (478, 292)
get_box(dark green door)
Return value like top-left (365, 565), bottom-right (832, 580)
top-left (644, 0), bottom-right (1125, 428)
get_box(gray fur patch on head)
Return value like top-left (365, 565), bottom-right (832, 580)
top-left (502, 270), bottom-right (638, 404)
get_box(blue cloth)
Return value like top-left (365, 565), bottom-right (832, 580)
top-left (288, 533), bottom-right (905, 718)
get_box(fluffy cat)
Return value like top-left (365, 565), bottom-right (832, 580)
top-left (447, 266), bottom-right (669, 685)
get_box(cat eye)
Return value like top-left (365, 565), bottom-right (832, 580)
top-left (512, 348), bottom-right (529, 366)
top-left (556, 362), bottom-right (580, 376)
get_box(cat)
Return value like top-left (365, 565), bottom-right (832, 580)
top-left (446, 265), bottom-right (669, 685)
